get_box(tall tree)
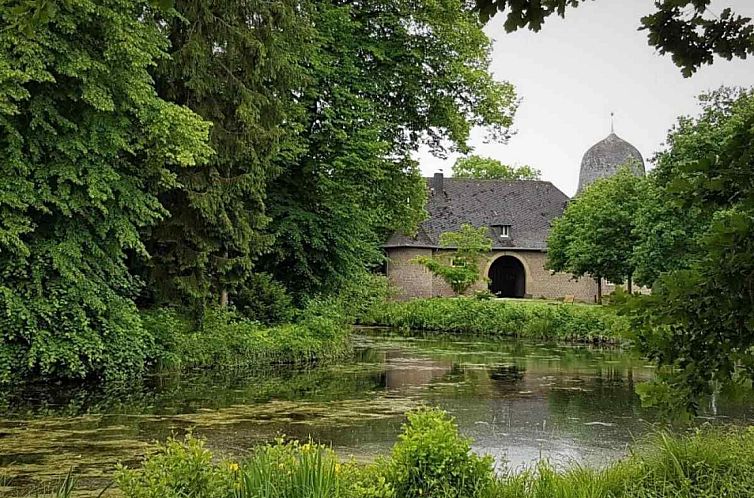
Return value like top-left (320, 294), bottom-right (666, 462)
top-left (452, 155), bottom-right (541, 180)
top-left (146, 0), bottom-right (310, 308)
top-left (261, 0), bottom-right (518, 298)
top-left (626, 88), bottom-right (754, 413)
top-left (474, 0), bottom-right (754, 77)
top-left (0, 0), bottom-right (212, 382)
top-left (546, 167), bottom-right (646, 302)
top-left (633, 88), bottom-right (751, 288)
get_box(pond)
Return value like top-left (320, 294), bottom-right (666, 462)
top-left (2, 332), bottom-right (754, 496)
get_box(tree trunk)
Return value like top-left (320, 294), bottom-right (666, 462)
top-left (219, 250), bottom-right (229, 307)
top-left (596, 277), bottom-right (602, 304)
top-left (627, 275), bottom-right (633, 294)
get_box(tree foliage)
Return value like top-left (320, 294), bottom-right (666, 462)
top-left (0, 0), bottom-right (212, 381)
top-left (624, 88), bottom-right (754, 413)
top-left (260, 0), bottom-right (517, 298)
top-left (474, 0), bottom-right (754, 77)
top-left (0, 0), bottom-right (518, 382)
top-left (546, 167), bottom-right (646, 300)
top-left (413, 224), bottom-right (492, 295)
top-left (452, 155), bottom-right (541, 180)
top-left (629, 90), bottom-right (746, 286)
top-left (143, 0), bottom-right (310, 308)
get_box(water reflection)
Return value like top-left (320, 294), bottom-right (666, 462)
top-left (2, 333), bottom-right (754, 496)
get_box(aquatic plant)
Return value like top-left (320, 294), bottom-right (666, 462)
top-left (359, 297), bottom-right (628, 342)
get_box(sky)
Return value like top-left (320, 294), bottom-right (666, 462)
top-left (415, 0), bottom-right (754, 196)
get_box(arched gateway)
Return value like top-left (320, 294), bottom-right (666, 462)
top-left (488, 255), bottom-right (526, 298)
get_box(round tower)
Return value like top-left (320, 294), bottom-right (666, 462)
top-left (577, 129), bottom-right (645, 194)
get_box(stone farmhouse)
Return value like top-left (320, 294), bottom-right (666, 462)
top-left (384, 131), bottom-right (645, 302)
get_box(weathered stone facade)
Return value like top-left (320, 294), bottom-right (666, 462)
top-left (386, 247), bottom-right (599, 302)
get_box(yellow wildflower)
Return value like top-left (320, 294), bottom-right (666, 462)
top-left (228, 462), bottom-right (239, 472)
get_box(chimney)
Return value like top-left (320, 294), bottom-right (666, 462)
top-left (433, 171), bottom-right (444, 194)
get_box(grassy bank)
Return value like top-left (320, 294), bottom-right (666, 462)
top-left (359, 297), bottom-right (629, 342)
top-left (142, 307), bottom-right (352, 370)
top-left (39, 408), bottom-right (754, 498)
top-left (137, 274), bottom-right (392, 372)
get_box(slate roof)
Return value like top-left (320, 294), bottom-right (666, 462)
top-left (384, 177), bottom-right (570, 251)
top-left (577, 132), bottom-right (645, 193)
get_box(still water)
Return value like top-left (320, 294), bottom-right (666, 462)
top-left (2, 332), bottom-right (753, 495)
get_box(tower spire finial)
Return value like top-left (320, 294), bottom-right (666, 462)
top-left (610, 112), bottom-right (615, 134)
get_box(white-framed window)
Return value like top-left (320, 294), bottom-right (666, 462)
top-left (499, 225), bottom-right (511, 238)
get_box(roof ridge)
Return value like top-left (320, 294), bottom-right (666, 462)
top-left (424, 176), bottom-right (555, 185)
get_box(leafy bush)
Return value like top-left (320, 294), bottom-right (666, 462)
top-left (302, 272), bottom-right (393, 324)
top-left (232, 273), bottom-right (295, 325)
top-left (473, 290), bottom-right (495, 301)
top-left (116, 435), bottom-right (233, 498)
top-left (143, 307), bottom-right (351, 370)
top-left (388, 408), bottom-right (494, 498)
top-left (0, 287), bottom-right (153, 383)
top-left (117, 435), bottom-right (354, 498)
top-left (360, 297), bottom-right (628, 342)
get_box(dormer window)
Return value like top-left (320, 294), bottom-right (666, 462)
top-left (499, 224), bottom-right (511, 238)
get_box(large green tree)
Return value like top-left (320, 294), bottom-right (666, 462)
top-left (630, 90), bottom-right (744, 286)
top-left (626, 88), bottom-right (754, 412)
top-left (452, 155), bottom-right (541, 180)
top-left (0, 0), bottom-right (212, 381)
top-left (261, 0), bottom-right (518, 298)
top-left (145, 0), bottom-right (309, 309)
top-left (474, 0), bottom-right (754, 77)
top-left (546, 167), bottom-right (646, 302)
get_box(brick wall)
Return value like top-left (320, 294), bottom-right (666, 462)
top-left (386, 247), bottom-right (599, 302)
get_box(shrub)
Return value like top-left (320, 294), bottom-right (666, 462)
top-left (116, 435), bottom-right (233, 498)
top-left (388, 408), bottom-right (494, 498)
top-left (0, 288), bottom-right (154, 383)
top-left (232, 273), bottom-right (295, 325)
top-left (302, 272), bottom-right (393, 324)
top-left (143, 307), bottom-right (351, 370)
top-left (360, 297), bottom-right (628, 342)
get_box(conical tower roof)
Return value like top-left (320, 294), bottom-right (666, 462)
top-left (577, 132), bottom-right (645, 193)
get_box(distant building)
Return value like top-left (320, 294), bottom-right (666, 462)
top-left (384, 131), bottom-right (645, 302)
top-left (577, 131), bottom-right (645, 193)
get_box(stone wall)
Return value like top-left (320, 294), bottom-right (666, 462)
top-left (386, 247), bottom-right (599, 302)
top-left (385, 247), bottom-right (434, 299)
